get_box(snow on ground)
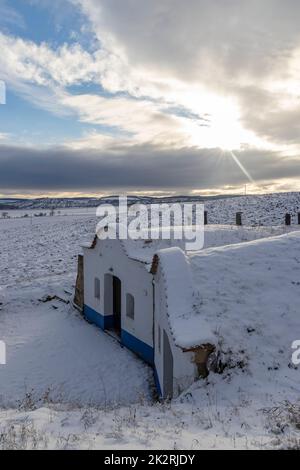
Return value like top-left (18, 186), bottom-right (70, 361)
top-left (3, 192), bottom-right (300, 226)
top-left (187, 232), bottom-right (300, 430)
top-left (0, 214), bottom-right (95, 285)
top-left (0, 214), bottom-right (152, 408)
top-left (0, 400), bottom-right (284, 450)
top-left (202, 224), bottom-right (291, 247)
top-left (0, 276), bottom-right (152, 409)
top-left (204, 192), bottom-right (300, 226)
top-left (0, 195), bottom-right (300, 449)
top-left (0, 212), bottom-right (289, 285)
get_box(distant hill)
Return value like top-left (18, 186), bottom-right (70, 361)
top-left (0, 194), bottom-right (242, 210)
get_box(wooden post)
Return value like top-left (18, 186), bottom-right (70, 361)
top-left (236, 212), bottom-right (242, 226)
top-left (285, 213), bottom-right (291, 226)
top-left (204, 210), bottom-right (208, 225)
top-left (74, 255), bottom-right (84, 311)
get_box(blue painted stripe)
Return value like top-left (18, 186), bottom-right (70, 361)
top-left (84, 305), bottom-right (114, 330)
top-left (121, 329), bottom-right (154, 365)
top-left (83, 305), bottom-right (161, 396)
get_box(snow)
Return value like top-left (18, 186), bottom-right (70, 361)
top-left (1, 193), bottom-right (300, 449)
top-left (121, 232), bottom-right (186, 265)
top-left (203, 192), bottom-right (300, 226)
top-left (2, 192), bottom-right (300, 226)
top-left (0, 214), bottom-right (95, 285)
top-left (0, 215), bottom-right (152, 408)
top-left (0, 276), bottom-right (152, 408)
top-left (169, 230), bottom-right (300, 351)
top-left (151, 229), bottom-right (300, 351)
top-left (188, 231), bottom-right (300, 373)
top-left (202, 223), bottom-right (290, 246)
top-left (115, 224), bottom-right (290, 266)
top-left (157, 247), bottom-right (214, 348)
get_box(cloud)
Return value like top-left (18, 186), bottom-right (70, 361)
top-left (0, 31), bottom-right (217, 148)
top-left (60, 93), bottom-right (202, 147)
top-left (0, 133), bottom-right (10, 141)
top-left (0, 32), bottom-right (198, 147)
top-left (0, 33), bottom-right (102, 89)
top-left (72, 0), bottom-right (300, 149)
top-left (235, 84), bottom-right (300, 145)
top-left (0, 143), bottom-right (299, 194)
top-left (74, 0), bottom-right (300, 83)
top-left (1, 1), bottom-right (300, 195)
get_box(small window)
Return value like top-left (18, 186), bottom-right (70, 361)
top-left (158, 325), bottom-right (161, 354)
top-left (94, 277), bottom-right (100, 299)
top-left (126, 293), bottom-right (135, 319)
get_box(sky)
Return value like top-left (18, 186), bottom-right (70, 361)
top-left (0, 0), bottom-right (300, 197)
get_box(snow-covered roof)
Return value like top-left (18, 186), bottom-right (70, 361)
top-left (81, 230), bottom-right (186, 265)
top-left (187, 231), bottom-right (300, 348)
top-left (82, 224), bottom-right (290, 266)
top-left (120, 236), bottom-right (185, 265)
top-left (123, 225), bottom-right (289, 265)
top-left (153, 231), bottom-right (300, 350)
top-left (82, 226), bottom-right (300, 351)
top-left (153, 247), bottom-right (214, 349)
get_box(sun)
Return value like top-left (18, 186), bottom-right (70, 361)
top-left (179, 90), bottom-right (266, 151)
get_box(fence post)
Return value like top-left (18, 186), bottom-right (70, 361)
top-left (285, 213), bottom-right (291, 226)
top-left (236, 212), bottom-right (242, 226)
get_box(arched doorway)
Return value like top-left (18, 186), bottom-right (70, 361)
top-left (112, 275), bottom-right (121, 335)
top-left (104, 273), bottom-right (122, 336)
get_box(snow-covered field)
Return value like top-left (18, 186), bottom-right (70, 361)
top-left (3, 191), bottom-right (300, 226)
top-left (0, 276), bottom-right (152, 408)
top-left (204, 192), bottom-right (300, 226)
top-left (0, 193), bottom-right (300, 449)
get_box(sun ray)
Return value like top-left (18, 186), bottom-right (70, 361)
top-left (228, 150), bottom-right (255, 185)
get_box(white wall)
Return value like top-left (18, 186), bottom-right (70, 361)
top-left (83, 237), bottom-right (198, 397)
top-left (83, 238), bottom-right (154, 349)
top-left (153, 265), bottom-right (196, 398)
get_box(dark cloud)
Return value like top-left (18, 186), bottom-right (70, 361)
top-left (0, 143), bottom-right (299, 193)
